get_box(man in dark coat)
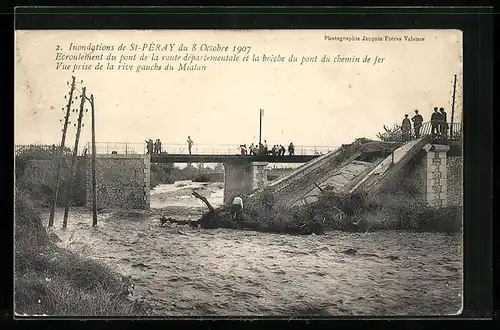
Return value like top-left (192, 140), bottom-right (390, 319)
top-left (145, 139), bottom-right (154, 154)
top-left (439, 107), bottom-right (448, 138)
top-left (430, 107), bottom-right (442, 136)
top-left (280, 145), bottom-right (286, 156)
top-left (411, 109), bottom-right (424, 138)
top-left (401, 114), bottom-right (411, 141)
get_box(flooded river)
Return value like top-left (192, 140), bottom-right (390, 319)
top-left (45, 181), bottom-right (463, 316)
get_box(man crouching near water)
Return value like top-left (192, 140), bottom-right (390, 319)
top-left (231, 196), bottom-right (243, 221)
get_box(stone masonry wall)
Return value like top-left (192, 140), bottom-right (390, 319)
top-left (377, 145), bottom-right (462, 208)
top-left (85, 154), bottom-right (150, 210)
top-left (447, 156), bottom-right (463, 206)
top-left (425, 145), bottom-right (450, 208)
top-left (223, 161), bottom-right (253, 204)
top-left (251, 162), bottom-right (269, 190)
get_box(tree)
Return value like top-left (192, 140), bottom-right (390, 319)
top-left (376, 124), bottom-right (403, 142)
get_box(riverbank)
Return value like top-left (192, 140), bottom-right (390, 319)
top-left (14, 189), bottom-right (153, 316)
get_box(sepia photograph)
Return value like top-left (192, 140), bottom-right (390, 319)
top-left (14, 28), bottom-right (463, 317)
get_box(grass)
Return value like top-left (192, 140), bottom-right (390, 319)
top-left (14, 187), bottom-right (152, 316)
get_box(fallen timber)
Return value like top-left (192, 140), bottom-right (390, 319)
top-left (159, 191), bottom-right (326, 235)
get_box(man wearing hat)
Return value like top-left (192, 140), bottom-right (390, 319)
top-left (411, 109), bottom-right (424, 138)
top-left (430, 107), bottom-right (442, 136)
top-left (401, 114), bottom-right (411, 142)
top-left (439, 107), bottom-right (448, 138)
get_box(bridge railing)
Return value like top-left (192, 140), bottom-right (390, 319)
top-left (381, 121), bottom-right (462, 143)
top-left (85, 142), bottom-right (339, 156)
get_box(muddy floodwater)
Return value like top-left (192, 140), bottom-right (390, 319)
top-left (45, 181), bottom-right (463, 316)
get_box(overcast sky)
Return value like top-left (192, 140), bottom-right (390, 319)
top-left (15, 29), bottom-right (462, 151)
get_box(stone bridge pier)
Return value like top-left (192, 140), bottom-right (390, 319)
top-left (423, 144), bottom-right (452, 208)
top-left (222, 160), bottom-right (268, 204)
top-left (400, 142), bottom-right (461, 209)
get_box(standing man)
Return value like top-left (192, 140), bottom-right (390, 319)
top-left (401, 114), bottom-right (411, 142)
top-left (249, 143), bottom-right (255, 155)
top-left (153, 139), bottom-right (158, 154)
top-left (263, 140), bottom-right (269, 155)
top-left (258, 142), bottom-right (264, 155)
top-left (280, 144), bottom-right (286, 156)
top-left (145, 139), bottom-right (154, 154)
top-left (439, 107), bottom-right (448, 138)
top-left (431, 107), bottom-right (442, 136)
top-left (187, 136), bottom-right (194, 155)
top-left (411, 109), bottom-right (424, 139)
top-left (288, 142), bottom-right (295, 156)
top-left (156, 139), bottom-right (162, 154)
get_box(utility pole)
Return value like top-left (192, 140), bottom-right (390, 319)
top-left (90, 94), bottom-right (98, 227)
top-left (49, 76), bottom-right (76, 227)
top-left (62, 86), bottom-right (86, 228)
top-left (259, 109), bottom-right (264, 146)
top-left (450, 74), bottom-right (457, 138)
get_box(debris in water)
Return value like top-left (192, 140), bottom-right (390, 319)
top-left (132, 263), bottom-right (151, 270)
top-left (341, 248), bottom-right (358, 255)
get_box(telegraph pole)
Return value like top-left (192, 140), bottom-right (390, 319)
top-left (90, 94), bottom-right (98, 227)
top-left (62, 87), bottom-right (87, 228)
top-left (49, 76), bottom-right (76, 227)
top-left (450, 74), bottom-right (457, 138)
top-left (259, 109), bottom-right (264, 146)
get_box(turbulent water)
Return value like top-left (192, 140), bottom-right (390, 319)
top-left (45, 182), bottom-right (463, 316)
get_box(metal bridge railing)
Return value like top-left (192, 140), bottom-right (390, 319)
top-left (386, 121), bottom-right (462, 143)
top-left (84, 142), bottom-right (339, 156)
top-left (17, 122), bottom-right (461, 158)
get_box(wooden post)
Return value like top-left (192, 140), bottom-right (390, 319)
top-left (91, 94), bottom-right (98, 227)
top-left (259, 109), bottom-right (263, 146)
top-left (450, 74), bottom-right (457, 138)
top-left (49, 76), bottom-right (76, 227)
top-left (62, 87), bottom-right (86, 228)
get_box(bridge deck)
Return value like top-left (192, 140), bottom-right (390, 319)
top-left (149, 154), bottom-right (319, 163)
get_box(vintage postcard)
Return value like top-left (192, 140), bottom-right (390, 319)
top-left (14, 29), bottom-right (463, 317)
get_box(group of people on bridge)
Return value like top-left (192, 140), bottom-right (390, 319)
top-left (401, 107), bottom-right (450, 142)
top-left (239, 141), bottom-right (296, 156)
top-left (145, 136), bottom-right (195, 155)
top-left (145, 138), bottom-right (162, 155)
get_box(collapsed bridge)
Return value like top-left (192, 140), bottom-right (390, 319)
top-left (16, 126), bottom-right (462, 213)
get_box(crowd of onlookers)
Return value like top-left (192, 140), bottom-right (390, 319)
top-left (400, 107), bottom-right (451, 142)
top-left (238, 141), bottom-right (296, 156)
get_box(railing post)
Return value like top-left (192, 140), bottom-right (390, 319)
top-left (125, 143), bottom-right (128, 155)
